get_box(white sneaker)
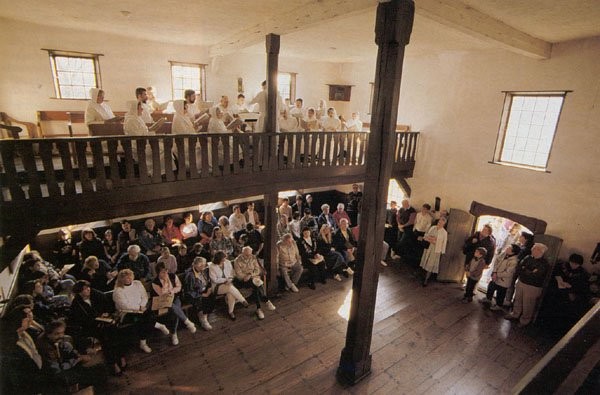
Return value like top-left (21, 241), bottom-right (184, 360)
top-left (155, 322), bottom-right (170, 336)
top-left (334, 274), bottom-right (342, 282)
top-left (265, 300), bottom-right (276, 311)
top-left (391, 252), bottom-right (400, 260)
top-left (200, 318), bottom-right (213, 331)
top-left (380, 261), bottom-right (388, 267)
top-left (346, 268), bottom-right (354, 276)
top-left (184, 320), bottom-right (197, 334)
top-left (139, 341), bottom-right (152, 353)
top-left (171, 333), bottom-right (179, 346)
top-left (290, 284), bottom-right (299, 293)
top-left (256, 308), bottom-right (265, 320)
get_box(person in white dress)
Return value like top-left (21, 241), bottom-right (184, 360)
top-left (316, 99), bottom-right (327, 119)
top-left (279, 108), bottom-right (300, 132)
top-left (85, 88), bottom-right (120, 125)
top-left (303, 108), bottom-right (320, 131)
top-left (249, 81), bottom-right (285, 133)
top-left (321, 107), bottom-right (342, 131)
top-left (344, 112), bottom-right (363, 131)
top-left (123, 101), bottom-right (149, 136)
top-left (420, 217), bottom-right (448, 286)
top-left (289, 98), bottom-right (306, 119)
top-left (172, 100), bottom-right (196, 134)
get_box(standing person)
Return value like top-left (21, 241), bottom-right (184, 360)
top-left (384, 201), bottom-right (399, 253)
top-left (233, 246), bottom-right (276, 320)
top-left (52, 228), bottom-right (76, 269)
top-left (305, 194), bottom-right (318, 216)
top-left (244, 202), bottom-right (261, 226)
top-left (117, 220), bottom-right (137, 254)
top-left (291, 195), bottom-right (305, 215)
top-left (463, 224), bottom-right (496, 268)
top-left (392, 199), bottom-right (416, 259)
top-left (480, 244), bottom-right (521, 310)
top-left (420, 217), bottom-right (448, 286)
top-left (505, 243), bottom-right (550, 327)
top-left (346, 184), bottom-right (363, 226)
top-left (102, 229), bottom-right (120, 267)
top-left (279, 198), bottom-right (293, 221)
top-left (249, 81), bottom-right (285, 133)
top-left (332, 218), bottom-right (357, 273)
top-left (462, 247), bottom-right (487, 303)
top-left (183, 257), bottom-right (215, 330)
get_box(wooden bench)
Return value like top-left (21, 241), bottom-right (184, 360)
top-left (37, 110), bottom-right (174, 138)
top-left (1, 112), bottom-right (38, 138)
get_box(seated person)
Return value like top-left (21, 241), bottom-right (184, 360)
top-left (172, 100), bottom-right (199, 134)
top-left (138, 218), bottom-right (163, 260)
top-left (332, 203), bottom-right (351, 228)
top-left (289, 98), bottom-right (306, 119)
top-left (343, 112), bottom-right (363, 131)
top-left (180, 212), bottom-right (199, 247)
top-left (299, 208), bottom-right (319, 239)
top-left (117, 219), bottom-right (137, 254)
top-left (233, 246), bottom-right (276, 320)
top-left (317, 224), bottom-right (348, 281)
top-left (279, 108), bottom-right (299, 132)
top-left (36, 319), bottom-right (108, 393)
top-left (155, 246), bottom-right (178, 275)
top-left (209, 251), bottom-right (248, 321)
top-left (68, 280), bottom-right (126, 376)
top-left (317, 204), bottom-right (337, 231)
top-left (297, 227), bottom-right (327, 290)
top-left (80, 255), bottom-right (115, 292)
top-left (276, 234), bottom-right (303, 293)
top-left (189, 242), bottom-right (212, 263)
top-left (77, 228), bottom-right (109, 264)
top-left (113, 245), bottom-right (150, 281)
top-left (112, 269), bottom-right (170, 353)
top-left (51, 228), bottom-right (76, 269)
top-left (198, 211), bottom-right (217, 245)
top-left (541, 253), bottom-right (591, 329)
top-left (85, 88), bottom-right (121, 125)
top-left (183, 257), bottom-right (215, 331)
top-left (1, 306), bottom-right (47, 394)
top-left (123, 101), bottom-right (150, 136)
top-left (332, 219), bottom-right (356, 272)
top-left (175, 243), bottom-right (193, 273)
top-left (291, 195), bottom-right (304, 215)
top-left (277, 214), bottom-right (291, 240)
top-left (232, 93), bottom-right (250, 115)
top-left (235, 223), bottom-right (264, 259)
top-left (151, 261), bottom-right (197, 346)
top-left (288, 212), bottom-right (302, 240)
top-left (229, 205), bottom-right (247, 234)
top-left (25, 277), bottom-right (67, 325)
top-left (244, 202), bottom-right (261, 226)
top-left (161, 214), bottom-right (183, 248)
top-left (210, 226), bottom-right (234, 259)
top-left (102, 229), bottom-right (120, 266)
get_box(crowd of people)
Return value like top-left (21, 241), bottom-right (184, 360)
top-left (85, 85), bottom-right (364, 136)
top-left (0, 188), bottom-right (365, 393)
top-left (384, 199), bottom-right (595, 330)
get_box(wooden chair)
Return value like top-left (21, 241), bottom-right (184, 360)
top-left (0, 112), bottom-right (37, 138)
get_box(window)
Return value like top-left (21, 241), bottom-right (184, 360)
top-left (386, 179), bottom-right (406, 208)
top-left (493, 91), bottom-right (567, 171)
top-left (170, 61), bottom-right (206, 101)
top-left (277, 72), bottom-right (296, 103)
top-left (46, 50), bottom-right (101, 99)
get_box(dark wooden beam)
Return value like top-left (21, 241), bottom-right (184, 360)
top-left (265, 33), bottom-right (280, 169)
top-left (262, 191), bottom-right (279, 296)
top-left (337, 0), bottom-right (414, 386)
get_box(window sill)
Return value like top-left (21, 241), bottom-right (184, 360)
top-left (488, 161), bottom-right (551, 173)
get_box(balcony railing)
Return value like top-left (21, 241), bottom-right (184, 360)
top-left (0, 131), bottom-right (419, 203)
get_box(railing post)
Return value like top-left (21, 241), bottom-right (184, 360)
top-left (265, 33), bottom-right (280, 170)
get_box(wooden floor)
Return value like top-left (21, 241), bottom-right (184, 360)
top-left (108, 262), bottom-right (556, 394)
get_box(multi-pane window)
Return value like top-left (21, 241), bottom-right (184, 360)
top-left (170, 62), bottom-right (206, 101)
top-left (494, 92), bottom-right (566, 170)
top-left (278, 72), bottom-right (292, 102)
top-left (47, 51), bottom-right (100, 99)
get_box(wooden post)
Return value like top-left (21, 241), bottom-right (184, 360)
top-left (262, 191), bottom-right (280, 296)
top-left (337, 0), bottom-right (414, 386)
top-left (265, 34), bottom-right (280, 170)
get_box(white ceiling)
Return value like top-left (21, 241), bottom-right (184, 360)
top-left (0, 0), bottom-right (599, 62)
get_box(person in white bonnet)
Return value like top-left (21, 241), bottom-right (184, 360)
top-left (321, 107), bottom-right (342, 131)
top-left (85, 88), bottom-right (121, 125)
top-left (172, 100), bottom-right (197, 134)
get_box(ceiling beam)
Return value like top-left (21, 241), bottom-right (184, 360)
top-left (209, 0), bottom-right (379, 57)
top-left (416, 0), bottom-right (552, 59)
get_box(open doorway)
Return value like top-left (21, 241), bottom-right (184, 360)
top-left (474, 215), bottom-right (532, 292)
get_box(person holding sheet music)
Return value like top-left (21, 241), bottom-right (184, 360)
top-left (209, 251), bottom-right (249, 321)
top-left (112, 269), bottom-right (170, 353)
top-left (135, 87), bottom-right (154, 123)
top-left (321, 107), bottom-right (342, 131)
top-left (146, 86), bottom-right (169, 113)
top-left (290, 98), bottom-right (306, 119)
top-left (344, 112), bottom-right (363, 132)
top-left (84, 88), bottom-right (121, 125)
top-left (232, 94), bottom-right (250, 115)
top-left (279, 108), bottom-right (300, 132)
top-left (151, 261), bottom-right (197, 346)
top-left (172, 100), bottom-right (197, 134)
top-left (303, 107), bottom-right (320, 131)
top-left (217, 95), bottom-right (235, 124)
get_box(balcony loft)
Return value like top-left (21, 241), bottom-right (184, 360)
top-left (0, 131), bottom-right (419, 260)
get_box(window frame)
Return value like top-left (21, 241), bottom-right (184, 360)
top-left (169, 61), bottom-right (207, 101)
top-left (492, 90), bottom-right (569, 172)
top-left (44, 49), bottom-right (102, 100)
top-left (278, 72), bottom-right (297, 103)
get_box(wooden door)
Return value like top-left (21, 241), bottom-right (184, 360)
top-left (533, 233), bottom-right (563, 322)
top-left (438, 208), bottom-right (475, 282)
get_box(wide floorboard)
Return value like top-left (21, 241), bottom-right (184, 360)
top-left (108, 262), bottom-right (555, 394)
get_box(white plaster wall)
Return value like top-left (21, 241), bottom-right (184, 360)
top-left (0, 18), bottom-right (342, 126)
top-left (342, 38), bottom-right (600, 259)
